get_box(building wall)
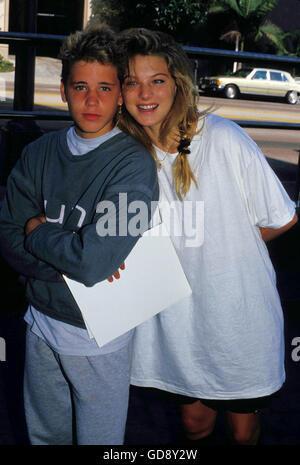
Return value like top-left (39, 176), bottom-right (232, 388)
top-left (0, 0), bottom-right (9, 57)
top-left (83, 0), bottom-right (92, 27)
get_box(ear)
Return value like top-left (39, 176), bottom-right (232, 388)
top-left (60, 80), bottom-right (67, 103)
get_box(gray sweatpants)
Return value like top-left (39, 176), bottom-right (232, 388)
top-left (23, 327), bottom-right (132, 445)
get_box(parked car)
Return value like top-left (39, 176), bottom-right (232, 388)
top-left (199, 67), bottom-right (300, 104)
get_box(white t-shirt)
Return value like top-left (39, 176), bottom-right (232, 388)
top-left (130, 114), bottom-right (296, 399)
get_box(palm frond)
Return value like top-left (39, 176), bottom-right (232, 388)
top-left (209, 0), bottom-right (279, 18)
top-left (220, 30), bottom-right (241, 42)
top-left (257, 21), bottom-right (288, 54)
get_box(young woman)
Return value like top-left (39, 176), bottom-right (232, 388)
top-left (116, 28), bottom-right (298, 445)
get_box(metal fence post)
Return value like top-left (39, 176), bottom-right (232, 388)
top-left (13, 44), bottom-right (36, 111)
top-left (13, 0), bottom-right (38, 111)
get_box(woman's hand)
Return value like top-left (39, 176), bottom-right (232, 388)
top-left (107, 262), bottom-right (125, 282)
top-left (25, 213), bottom-right (47, 236)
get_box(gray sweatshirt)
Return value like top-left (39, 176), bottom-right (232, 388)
top-left (0, 127), bottom-right (159, 328)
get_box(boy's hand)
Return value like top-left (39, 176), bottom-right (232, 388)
top-left (107, 262), bottom-right (125, 283)
top-left (25, 213), bottom-right (47, 236)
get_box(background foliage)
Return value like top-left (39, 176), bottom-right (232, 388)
top-left (89, 0), bottom-right (300, 57)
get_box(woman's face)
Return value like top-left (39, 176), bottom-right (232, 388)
top-left (122, 54), bottom-right (177, 137)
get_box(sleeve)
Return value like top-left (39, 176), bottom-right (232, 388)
top-left (24, 153), bottom-right (159, 287)
top-left (0, 147), bottom-right (62, 282)
top-left (240, 138), bottom-right (296, 229)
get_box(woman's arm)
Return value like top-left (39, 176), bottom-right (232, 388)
top-left (260, 213), bottom-right (298, 242)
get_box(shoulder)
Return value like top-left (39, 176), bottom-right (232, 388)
top-left (99, 131), bottom-right (158, 192)
top-left (25, 127), bottom-right (66, 151)
top-left (199, 113), bottom-right (261, 166)
top-left (203, 113), bottom-right (251, 142)
top-left (21, 128), bottom-right (67, 164)
top-left (110, 130), bottom-right (157, 170)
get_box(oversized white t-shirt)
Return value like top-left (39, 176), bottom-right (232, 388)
top-left (130, 114), bottom-right (296, 400)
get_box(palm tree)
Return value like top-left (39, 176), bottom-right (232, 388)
top-left (220, 30), bottom-right (242, 72)
top-left (209, 0), bottom-right (287, 59)
top-left (282, 29), bottom-right (300, 57)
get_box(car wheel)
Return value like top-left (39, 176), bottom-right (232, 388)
top-left (224, 85), bottom-right (239, 99)
top-left (286, 91), bottom-right (298, 104)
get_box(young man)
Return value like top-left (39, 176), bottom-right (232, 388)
top-left (0, 26), bottom-right (158, 445)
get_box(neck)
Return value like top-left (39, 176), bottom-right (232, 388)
top-left (144, 126), bottom-right (179, 154)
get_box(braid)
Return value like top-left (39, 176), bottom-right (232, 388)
top-left (173, 125), bottom-right (199, 200)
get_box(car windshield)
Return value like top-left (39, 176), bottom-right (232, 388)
top-left (230, 68), bottom-right (253, 77)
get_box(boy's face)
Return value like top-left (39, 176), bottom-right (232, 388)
top-left (60, 60), bottom-right (123, 139)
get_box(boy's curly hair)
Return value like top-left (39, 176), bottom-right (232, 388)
top-left (59, 24), bottom-right (119, 85)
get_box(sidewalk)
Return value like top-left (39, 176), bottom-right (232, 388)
top-left (2, 55), bottom-right (61, 86)
top-left (0, 56), bottom-right (66, 110)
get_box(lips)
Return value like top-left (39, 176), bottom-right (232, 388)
top-left (82, 113), bottom-right (101, 120)
top-left (137, 104), bottom-right (158, 111)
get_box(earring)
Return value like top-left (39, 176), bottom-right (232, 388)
top-left (116, 104), bottom-right (122, 124)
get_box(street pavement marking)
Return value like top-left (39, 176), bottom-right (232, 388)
top-left (35, 101), bottom-right (68, 108)
top-left (217, 113), bottom-right (300, 123)
top-left (198, 104), bottom-right (300, 123)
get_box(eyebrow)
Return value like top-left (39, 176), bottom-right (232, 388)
top-left (124, 72), bottom-right (169, 79)
top-left (71, 80), bottom-right (117, 86)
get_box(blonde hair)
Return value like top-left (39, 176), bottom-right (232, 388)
top-left (116, 28), bottom-right (209, 199)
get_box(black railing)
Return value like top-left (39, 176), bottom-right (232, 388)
top-left (184, 45), bottom-right (300, 65)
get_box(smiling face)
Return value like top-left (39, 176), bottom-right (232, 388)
top-left (60, 60), bottom-right (123, 139)
top-left (122, 54), bottom-right (177, 141)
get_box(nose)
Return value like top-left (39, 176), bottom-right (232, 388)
top-left (86, 89), bottom-right (99, 106)
top-left (139, 83), bottom-right (152, 99)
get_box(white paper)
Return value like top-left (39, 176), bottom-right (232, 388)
top-left (63, 223), bottom-right (192, 347)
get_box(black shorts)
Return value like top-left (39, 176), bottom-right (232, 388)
top-left (169, 390), bottom-right (281, 414)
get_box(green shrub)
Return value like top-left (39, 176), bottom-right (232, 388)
top-left (0, 54), bottom-right (14, 72)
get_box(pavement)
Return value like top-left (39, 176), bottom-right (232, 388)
top-left (0, 56), bottom-right (300, 449)
top-left (1, 55), bottom-right (62, 86)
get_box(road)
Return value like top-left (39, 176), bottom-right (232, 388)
top-left (197, 96), bottom-right (300, 172)
top-left (1, 80), bottom-right (300, 167)
top-left (195, 96), bottom-right (299, 202)
top-left (198, 94), bottom-right (300, 124)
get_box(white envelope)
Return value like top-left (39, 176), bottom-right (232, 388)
top-left (63, 222), bottom-right (192, 347)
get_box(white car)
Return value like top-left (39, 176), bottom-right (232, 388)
top-left (199, 67), bottom-right (300, 104)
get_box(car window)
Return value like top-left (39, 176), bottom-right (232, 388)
top-left (270, 71), bottom-right (283, 81)
top-left (252, 70), bottom-right (267, 80)
top-left (231, 68), bottom-right (253, 77)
